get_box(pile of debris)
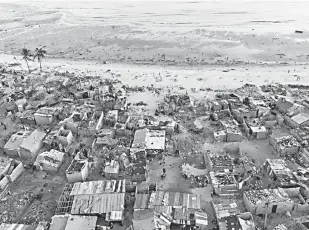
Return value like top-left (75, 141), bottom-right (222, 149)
top-left (181, 163), bottom-right (209, 188)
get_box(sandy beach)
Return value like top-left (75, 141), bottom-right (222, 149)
top-left (1, 1), bottom-right (309, 68)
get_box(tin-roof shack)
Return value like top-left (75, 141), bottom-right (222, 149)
top-left (69, 180), bottom-right (125, 220)
top-left (3, 130), bottom-right (31, 156)
top-left (19, 129), bottom-right (46, 160)
top-left (34, 149), bottom-right (65, 172)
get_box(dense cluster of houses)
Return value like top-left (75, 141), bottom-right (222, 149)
top-left (2, 71), bottom-right (309, 230)
top-left (0, 75), bottom-right (211, 230)
top-left (203, 84), bottom-right (309, 229)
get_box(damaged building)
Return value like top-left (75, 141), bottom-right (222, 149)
top-left (243, 187), bottom-right (309, 215)
top-left (34, 149), bottom-right (65, 172)
top-left (0, 157), bottom-right (24, 189)
top-left (204, 153), bottom-right (234, 172)
top-left (3, 130), bottom-right (31, 156)
top-left (19, 129), bottom-right (47, 160)
top-left (209, 171), bottom-right (238, 196)
top-left (66, 158), bottom-right (89, 183)
top-left (269, 133), bottom-right (301, 156)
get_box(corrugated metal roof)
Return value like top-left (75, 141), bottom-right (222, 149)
top-left (149, 192), bottom-right (201, 210)
top-left (70, 180), bottom-right (125, 195)
top-left (0, 223), bottom-right (36, 230)
top-left (195, 211), bottom-right (208, 226)
top-left (292, 113), bottom-right (309, 125)
top-left (134, 194), bottom-right (150, 210)
top-left (71, 193), bottom-right (125, 214)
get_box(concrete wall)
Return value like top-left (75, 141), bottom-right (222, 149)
top-left (0, 162), bottom-right (24, 189)
top-left (20, 117), bottom-right (36, 125)
top-left (78, 128), bottom-right (96, 137)
top-left (301, 119), bottom-right (309, 128)
top-left (57, 130), bottom-right (73, 146)
top-left (66, 161), bottom-right (89, 183)
top-left (66, 172), bottom-right (83, 183)
top-left (9, 163), bottom-right (24, 182)
top-left (0, 176), bottom-right (10, 189)
top-left (264, 120), bottom-right (277, 128)
top-left (64, 122), bottom-right (79, 134)
top-left (243, 193), bottom-right (294, 215)
top-left (95, 112), bottom-right (104, 131)
top-left (34, 113), bottom-right (54, 125)
top-left (3, 147), bottom-right (18, 156)
top-left (284, 115), bottom-right (299, 129)
top-left (19, 142), bottom-right (43, 160)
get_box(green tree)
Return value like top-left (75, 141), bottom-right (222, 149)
top-left (21, 48), bottom-right (32, 73)
top-left (33, 46), bottom-right (47, 72)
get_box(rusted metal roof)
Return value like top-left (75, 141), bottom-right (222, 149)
top-left (148, 192), bottom-right (201, 210)
top-left (70, 180), bottom-right (125, 196)
top-left (134, 194), bottom-right (150, 210)
top-left (71, 193), bottom-right (125, 215)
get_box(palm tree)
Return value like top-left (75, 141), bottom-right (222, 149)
top-left (33, 46), bottom-right (47, 72)
top-left (21, 48), bottom-right (32, 73)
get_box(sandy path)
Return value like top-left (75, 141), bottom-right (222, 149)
top-left (1, 54), bottom-right (308, 91)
